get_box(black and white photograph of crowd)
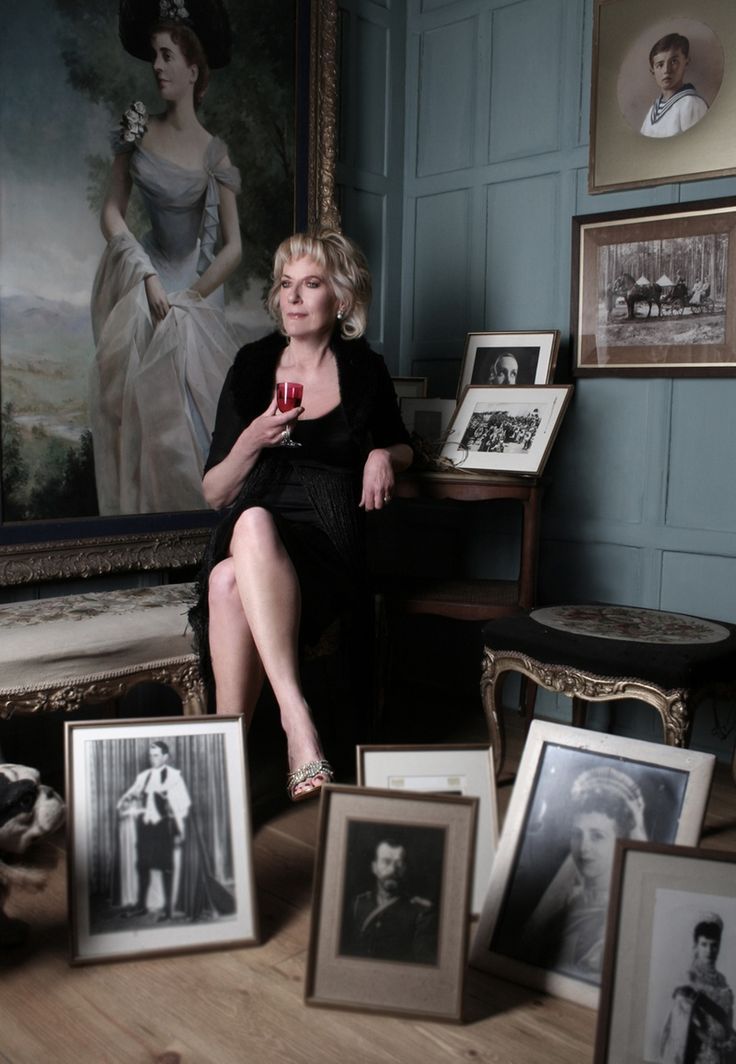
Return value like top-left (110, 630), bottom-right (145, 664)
top-left (459, 404), bottom-right (541, 454)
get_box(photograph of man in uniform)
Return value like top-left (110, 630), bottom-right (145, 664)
top-left (339, 824), bottom-right (442, 965)
top-left (117, 740), bottom-right (191, 923)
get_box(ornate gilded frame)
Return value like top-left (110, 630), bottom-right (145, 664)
top-left (0, 0), bottom-right (338, 586)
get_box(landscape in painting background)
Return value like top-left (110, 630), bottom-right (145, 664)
top-left (0, 0), bottom-right (296, 523)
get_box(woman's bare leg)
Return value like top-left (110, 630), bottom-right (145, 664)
top-left (208, 558), bottom-right (264, 724)
top-left (226, 507), bottom-right (329, 796)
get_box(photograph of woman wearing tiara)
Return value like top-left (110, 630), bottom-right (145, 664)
top-left (489, 745), bottom-right (688, 987)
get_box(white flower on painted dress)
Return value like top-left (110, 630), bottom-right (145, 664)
top-left (120, 101), bottom-right (148, 143)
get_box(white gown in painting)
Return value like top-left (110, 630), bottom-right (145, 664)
top-left (90, 134), bottom-right (241, 515)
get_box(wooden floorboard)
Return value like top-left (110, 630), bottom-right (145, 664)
top-left (2, 702), bottom-right (734, 1064)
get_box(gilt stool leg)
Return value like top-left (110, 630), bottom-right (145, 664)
top-left (480, 648), bottom-right (506, 779)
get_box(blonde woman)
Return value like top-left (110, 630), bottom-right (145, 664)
top-left (191, 229), bottom-right (413, 800)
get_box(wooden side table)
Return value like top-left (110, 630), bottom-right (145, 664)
top-left (387, 470), bottom-right (546, 620)
top-left (374, 470), bottom-right (546, 726)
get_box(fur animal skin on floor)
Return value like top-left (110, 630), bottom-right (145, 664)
top-left (0, 764), bottom-right (65, 946)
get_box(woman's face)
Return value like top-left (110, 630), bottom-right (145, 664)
top-left (151, 31), bottom-right (197, 102)
top-left (570, 810), bottom-right (618, 886)
top-left (278, 255), bottom-right (339, 340)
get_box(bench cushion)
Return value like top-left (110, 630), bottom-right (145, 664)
top-left (0, 584), bottom-right (196, 692)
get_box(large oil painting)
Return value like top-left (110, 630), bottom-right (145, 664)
top-left (0, 0), bottom-right (337, 583)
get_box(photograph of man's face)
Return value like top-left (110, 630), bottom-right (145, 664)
top-left (470, 346), bottom-right (541, 387)
top-left (338, 820), bottom-right (444, 966)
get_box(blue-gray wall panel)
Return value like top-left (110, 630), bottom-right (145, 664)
top-left (539, 540), bottom-right (645, 606)
top-left (355, 17), bottom-right (389, 176)
top-left (547, 380), bottom-right (649, 526)
top-left (667, 381), bottom-right (736, 534)
top-left (488, 0), bottom-right (563, 161)
top-left (393, 0), bottom-right (736, 762)
top-left (412, 190), bottom-right (473, 340)
top-left (660, 552), bottom-right (736, 624)
top-left (485, 174), bottom-right (560, 328)
top-left (416, 18), bottom-right (478, 175)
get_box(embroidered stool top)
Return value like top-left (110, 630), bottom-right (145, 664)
top-left (481, 604), bottom-right (736, 690)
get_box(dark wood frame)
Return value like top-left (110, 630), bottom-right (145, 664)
top-left (589, 0), bottom-right (736, 194)
top-left (572, 197), bottom-right (736, 378)
top-left (595, 839), bottom-right (736, 1063)
top-left (0, 0), bottom-right (338, 587)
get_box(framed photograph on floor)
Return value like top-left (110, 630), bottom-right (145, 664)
top-left (594, 840), bottom-right (736, 1063)
top-left (573, 197), bottom-right (736, 377)
top-left (305, 785), bottom-right (477, 1021)
top-left (589, 0), bottom-right (736, 193)
top-left (356, 744), bottom-right (498, 915)
top-left (469, 720), bottom-right (715, 1009)
top-left (441, 385), bottom-right (572, 475)
top-left (65, 715), bottom-right (258, 964)
top-left (456, 331), bottom-right (560, 399)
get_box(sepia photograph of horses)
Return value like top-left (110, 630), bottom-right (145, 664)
top-left (573, 199), bottom-right (736, 376)
top-left (597, 234), bottom-right (726, 348)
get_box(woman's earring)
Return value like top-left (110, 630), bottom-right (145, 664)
top-left (337, 308), bottom-right (344, 320)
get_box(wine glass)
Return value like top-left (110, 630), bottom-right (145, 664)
top-left (276, 381), bottom-right (304, 447)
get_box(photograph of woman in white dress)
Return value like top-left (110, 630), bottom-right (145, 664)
top-left (90, 0), bottom-right (242, 514)
top-left (0, 2), bottom-right (296, 523)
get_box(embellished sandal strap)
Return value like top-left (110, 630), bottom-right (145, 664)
top-left (286, 759), bottom-right (334, 787)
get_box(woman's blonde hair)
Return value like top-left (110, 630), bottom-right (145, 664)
top-left (266, 229), bottom-right (372, 340)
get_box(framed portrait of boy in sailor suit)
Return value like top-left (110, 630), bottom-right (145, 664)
top-left (589, 0), bottom-right (736, 193)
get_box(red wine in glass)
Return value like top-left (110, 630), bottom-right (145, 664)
top-left (276, 381), bottom-right (303, 446)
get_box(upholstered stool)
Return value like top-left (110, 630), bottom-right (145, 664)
top-left (481, 604), bottom-right (736, 779)
top-left (0, 584), bottom-right (205, 717)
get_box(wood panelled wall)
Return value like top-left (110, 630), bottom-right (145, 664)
top-left (337, 0), bottom-right (736, 759)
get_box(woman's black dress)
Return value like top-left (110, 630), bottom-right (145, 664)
top-left (190, 330), bottom-right (411, 689)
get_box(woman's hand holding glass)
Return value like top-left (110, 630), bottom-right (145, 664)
top-left (276, 382), bottom-right (304, 446)
top-left (241, 396), bottom-right (305, 452)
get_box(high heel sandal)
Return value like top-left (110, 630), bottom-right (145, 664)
top-left (286, 759), bottom-right (334, 803)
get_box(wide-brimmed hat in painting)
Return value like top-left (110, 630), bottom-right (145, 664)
top-left (119, 0), bottom-right (232, 69)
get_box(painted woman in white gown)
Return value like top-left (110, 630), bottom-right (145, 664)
top-left (90, 2), bottom-right (241, 515)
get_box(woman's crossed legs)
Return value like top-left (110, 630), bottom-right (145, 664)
top-left (207, 506), bottom-right (330, 798)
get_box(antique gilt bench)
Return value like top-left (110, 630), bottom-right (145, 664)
top-left (481, 604), bottom-right (736, 780)
top-left (0, 583), bottom-right (205, 718)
